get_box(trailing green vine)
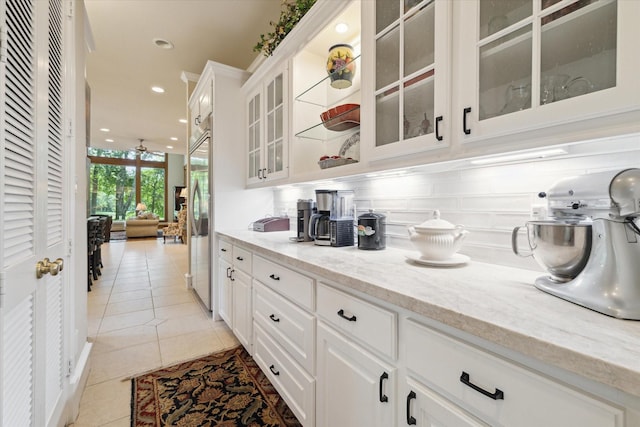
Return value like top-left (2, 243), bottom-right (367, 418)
top-left (253, 0), bottom-right (317, 57)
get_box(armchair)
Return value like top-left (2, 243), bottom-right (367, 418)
top-left (163, 209), bottom-right (187, 243)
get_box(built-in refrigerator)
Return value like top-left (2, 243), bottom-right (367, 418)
top-left (189, 129), bottom-right (211, 310)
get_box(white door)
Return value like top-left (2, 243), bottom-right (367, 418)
top-left (316, 322), bottom-right (395, 427)
top-left (402, 377), bottom-right (489, 427)
top-left (218, 257), bottom-right (232, 325)
top-left (0, 0), bottom-right (68, 426)
top-left (231, 268), bottom-right (251, 352)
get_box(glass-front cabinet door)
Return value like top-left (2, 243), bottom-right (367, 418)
top-left (247, 91), bottom-right (261, 183)
top-left (265, 72), bottom-right (287, 180)
top-left (370, 0), bottom-right (451, 160)
top-left (246, 69), bottom-right (288, 185)
top-left (456, 0), bottom-right (640, 143)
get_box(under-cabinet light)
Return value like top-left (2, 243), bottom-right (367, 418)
top-left (469, 148), bottom-right (568, 165)
top-left (366, 170), bottom-right (408, 178)
top-left (179, 119), bottom-right (187, 124)
top-left (151, 86), bottom-right (165, 93)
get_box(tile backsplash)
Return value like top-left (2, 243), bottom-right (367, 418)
top-left (274, 133), bottom-right (640, 271)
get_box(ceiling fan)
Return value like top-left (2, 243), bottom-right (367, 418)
top-left (132, 139), bottom-right (148, 155)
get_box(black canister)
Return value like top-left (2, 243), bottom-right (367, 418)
top-left (357, 210), bottom-right (386, 250)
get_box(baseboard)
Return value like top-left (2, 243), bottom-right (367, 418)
top-left (64, 341), bottom-right (93, 426)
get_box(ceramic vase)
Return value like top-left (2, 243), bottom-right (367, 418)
top-left (326, 44), bottom-right (356, 89)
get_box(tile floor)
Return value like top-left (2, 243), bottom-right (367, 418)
top-left (71, 237), bottom-right (238, 426)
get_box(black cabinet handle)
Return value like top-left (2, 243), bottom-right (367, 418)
top-left (269, 364), bottom-right (280, 376)
top-left (221, 248), bottom-right (227, 252)
top-left (435, 115), bottom-right (443, 141)
top-left (226, 267), bottom-right (231, 279)
top-left (257, 168), bottom-right (263, 179)
top-left (269, 274), bottom-right (280, 281)
top-left (262, 168), bottom-right (267, 180)
top-left (463, 107), bottom-right (472, 135)
top-left (269, 314), bottom-right (280, 323)
top-left (230, 269), bottom-right (235, 282)
top-left (379, 372), bottom-right (389, 403)
top-left (406, 391), bottom-right (417, 425)
top-left (236, 256), bottom-right (244, 261)
top-left (460, 371), bottom-right (504, 400)
top-left (337, 309), bottom-right (357, 322)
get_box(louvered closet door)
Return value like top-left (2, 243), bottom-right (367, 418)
top-left (0, 0), bottom-right (67, 425)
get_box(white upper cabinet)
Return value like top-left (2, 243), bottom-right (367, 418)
top-left (365, 0), bottom-right (452, 161)
top-left (455, 0), bottom-right (640, 145)
top-left (246, 66), bottom-right (289, 185)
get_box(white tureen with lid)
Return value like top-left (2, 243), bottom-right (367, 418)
top-left (408, 210), bottom-right (469, 260)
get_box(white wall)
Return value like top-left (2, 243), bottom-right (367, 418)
top-left (273, 132), bottom-right (640, 271)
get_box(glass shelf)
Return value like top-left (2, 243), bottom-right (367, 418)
top-left (295, 105), bottom-right (360, 140)
top-left (295, 54), bottom-right (361, 107)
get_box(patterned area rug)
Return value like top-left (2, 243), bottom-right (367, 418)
top-left (131, 346), bottom-right (302, 427)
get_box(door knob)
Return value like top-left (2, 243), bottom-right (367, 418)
top-left (35, 257), bottom-right (64, 279)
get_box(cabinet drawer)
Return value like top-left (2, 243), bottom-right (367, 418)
top-left (253, 255), bottom-right (314, 311)
top-left (232, 245), bottom-right (252, 274)
top-left (317, 282), bottom-right (397, 360)
top-left (253, 323), bottom-right (315, 427)
top-left (218, 239), bottom-right (232, 262)
top-left (254, 281), bottom-right (315, 374)
top-left (405, 319), bottom-right (623, 427)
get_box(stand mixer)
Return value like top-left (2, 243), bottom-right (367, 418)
top-left (512, 168), bottom-right (640, 319)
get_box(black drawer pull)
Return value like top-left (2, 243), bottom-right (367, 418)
top-left (269, 274), bottom-right (280, 281)
top-left (379, 372), bottom-right (389, 402)
top-left (435, 115), bottom-right (443, 141)
top-left (460, 371), bottom-right (504, 400)
top-left (269, 364), bottom-right (280, 376)
top-left (337, 309), bottom-right (357, 322)
top-left (226, 267), bottom-right (231, 279)
top-left (269, 314), bottom-right (280, 323)
top-left (220, 248), bottom-right (227, 252)
top-left (236, 256), bottom-right (244, 261)
top-left (406, 391), bottom-right (417, 425)
top-left (463, 107), bottom-right (472, 135)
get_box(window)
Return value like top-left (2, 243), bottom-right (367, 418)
top-left (88, 148), bottom-right (168, 221)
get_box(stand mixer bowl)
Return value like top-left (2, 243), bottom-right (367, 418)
top-left (512, 221), bottom-right (592, 282)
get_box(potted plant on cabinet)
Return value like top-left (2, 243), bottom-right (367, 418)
top-left (253, 0), bottom-right (317, 57)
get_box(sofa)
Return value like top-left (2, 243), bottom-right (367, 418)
top-left (125, 213), bottom-right (159, 238)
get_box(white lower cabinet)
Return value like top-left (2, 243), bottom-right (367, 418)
top-left (401, 377), bottom-right (488, 427)
top-left (253, 323), bottom-right (315, 426)
top-left (216, 240), bottom-right (253, 352)
top-left (253, 280), bottom-right (315, 373)
top-left (217, 257), bottom-right (233, 325)
top-left (231, 268), bottom-right (252, 351)
top-left (316, 321), bottom-right (396, 427)
top-left (404, 319), bottom-right (624, 427)
top-left (216, 239), bottom-right (633, 427)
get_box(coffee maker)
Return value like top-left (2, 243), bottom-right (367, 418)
top-left (296, 199), bottom-right (316, 242)
top-left (512, 168), bottom-right (640, 319)
top-left (309, 190), bottom-right (355, 247)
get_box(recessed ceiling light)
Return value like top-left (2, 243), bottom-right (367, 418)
top-left (170, 137), bottom-right (178, 141)
top-left (153, 38), bottom-right (174, 49)
top-left (179, 119), bottom-right (187, 124)
top-left (166, 145), bottom-right (174, 149)
top-left (151, 86), bottom-right (165, 93)
top-left (335, 23), bottom-right (349, 33)
top-left (100, 128), bottom-right (110, 132)
top-left (105, 138), bottom-right (114, 142)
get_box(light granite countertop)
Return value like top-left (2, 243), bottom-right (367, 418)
top-left (217, 229), bottom-right (640, 399)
